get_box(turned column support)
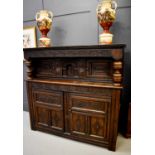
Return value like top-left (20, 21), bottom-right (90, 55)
top-left (113, 61), bottom-right (123, 86)
top-left (24, 59), bottom-right (33, 80)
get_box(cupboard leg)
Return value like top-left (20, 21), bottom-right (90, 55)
top-left (108, 143), bottom-right (116, 151)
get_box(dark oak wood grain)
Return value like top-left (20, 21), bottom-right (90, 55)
top-left (24, 44), bottom-right (125, 151)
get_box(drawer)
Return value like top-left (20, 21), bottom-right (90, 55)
top-left (68, 93), bottom-right (111, 114)
top-left (33, 90), bottom-right (63, 107)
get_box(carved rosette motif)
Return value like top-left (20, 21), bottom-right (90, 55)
top-left (24, 59), bottom-right (33, 79)
top-left (113, 61), bottom-right (123, 86)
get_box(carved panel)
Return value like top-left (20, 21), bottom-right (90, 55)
top-left (35, 106), bottom-right (64, 131)
top-left (50, 110), bottom-right (63, 131)
top-left (90, 116), bottom-right (106, 139)
top-left (78, 59), bottom-right (86, 77)
top-left (62, 59), bottom-right (86, 78)
top-left (36, 106), bottom-right (49, 127)
top-left (86, 59), bottom-right (112, 81)
top-left (34, 59), bottom-right (62, 77)
top-left (71, 112), bottom-right (86, 135)
top-left (33, 91), bottom-right (63, 106)
top-left (62, 60), bottom-right (78, 77)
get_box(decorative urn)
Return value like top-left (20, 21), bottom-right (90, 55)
top-left (96, 0), bottom-right (117, 44)
top-left (36, 10), bottom-right (53, 47)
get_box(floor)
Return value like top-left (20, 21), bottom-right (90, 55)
top-left (23, 111), bottom-right (131, 155)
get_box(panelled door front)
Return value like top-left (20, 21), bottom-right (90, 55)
top-left (32, 90), bottom-right (64, 132)
top-left (67, 92), bottom-right (111, 142)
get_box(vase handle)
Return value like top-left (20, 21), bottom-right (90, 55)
top-left (35, 12), bottom-right (40, 21)
top-left (48, 11), bottom-right (54, 19)
top-left (112, 1), bottom-right (117, 11)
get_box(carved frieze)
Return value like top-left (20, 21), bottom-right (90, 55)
top-left (33, 58), bottom-right (113, 83)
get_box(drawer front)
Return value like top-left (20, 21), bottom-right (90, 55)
top-left (33, 91), bottom-right (63, 107)
top-left (69, 94), bottom-right (110, 114)
top-left (32, 89), bottom-right (64, 132)
top-left (68, 93), bottom-right (111, 141)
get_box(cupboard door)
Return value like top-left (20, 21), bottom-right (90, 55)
top-left (68, 93), bottom-right (111, 141)
top-left (32, 90), bottom-right (64, 132)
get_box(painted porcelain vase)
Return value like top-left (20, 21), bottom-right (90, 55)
top-left (97, 0), bottom-right (117, 44)
top-left (36, 10), bottom-right (53, 47)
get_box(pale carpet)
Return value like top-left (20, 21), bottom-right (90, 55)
top-left (23, 111), bottom-right (131, 155)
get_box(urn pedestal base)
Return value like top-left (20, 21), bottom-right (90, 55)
top-left (39, 37), bottom-right (52, 47)
top-left (99, 33), bottom-right (113, 45)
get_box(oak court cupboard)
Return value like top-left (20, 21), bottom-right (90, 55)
top-left (24, 44), bottom-right (125, 151)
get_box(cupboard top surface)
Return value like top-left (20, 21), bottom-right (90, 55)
top-left (23, 44), bottom-right (126, 51)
